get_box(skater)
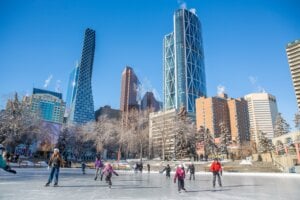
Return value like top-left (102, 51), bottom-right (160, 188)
top-left (161, 164), bottom-right (171, 178)
top-left (81, 161), bottom-right (86, 174)
top-left (139, 162), bottom-right (143, 173)
top-left (0, 144), bottom-right (16, 174)
top-left (174, 164), bottom-right (186, 192)
top-left (101, 163), bottom-right (119, 188)
top-left (147, 164), bottom-right (150, 173)
top-left (187, 163), bottom-right (195, 180)
top-left (210, 158), bottom-right (222, 188)
top-left (94, 155), bottom-right (104, 180)
top-left (45, 148), bottom-right (63, 187)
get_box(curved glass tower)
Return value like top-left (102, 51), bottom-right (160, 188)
top-left (69, 28), bottom-right (95, 124)
top-left (163, 9), bottom-right (206, 114)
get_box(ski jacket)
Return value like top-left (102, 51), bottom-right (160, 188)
top-left (95, 159), bottom-right (103, 168)
top-left (174, 167), bottom-right (185, 181)
top-left (0, 155), bottom-right (6, 168)
top-left (102, 165), bottom-right (118, 177)
top-left (210, 161), bottom-right (222, 172)
top-left (49, 153), bottom-right (63, 168)
top-left (187, 165), bottom-right (195, 174)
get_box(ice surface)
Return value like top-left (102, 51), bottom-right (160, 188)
top-left (0, 168), bottom-right (300, 200)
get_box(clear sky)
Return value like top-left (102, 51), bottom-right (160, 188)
top-left (0, 0), bottom-right (299, 127)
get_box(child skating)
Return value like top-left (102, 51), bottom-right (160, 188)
top-left (210, 158), bottom-right (222, 188)
top-left (161, 164), bottom-right (171, 178)
top-left (101, 163), bottom-right (119, 188)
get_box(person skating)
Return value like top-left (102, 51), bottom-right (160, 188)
top-left (174, 164), bottom-right (186, 192)
top-left (45, 148), bottom-right (63, 187)
top-left (81, 161), bottom-right (86, 174)
top-left (210, 158), bottom-right (222, 188)
top-left (187, 163), bottom-right (195, 180)
top-left (147, 164), bottom-right (150, 173)
top-left (101, 163), bottom-right (119, 188)
top-left (161, 164), bottom-right (171, 178)
top-left (94, 155), bottom-right (104, 180)
top-left (0, 144), bottom-right (16, 174)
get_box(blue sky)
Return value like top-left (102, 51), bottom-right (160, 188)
top-left (0, 0), bottom-right (299, 127)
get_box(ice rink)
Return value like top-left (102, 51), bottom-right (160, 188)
top-left (1, 168), bottom-right (300, 200)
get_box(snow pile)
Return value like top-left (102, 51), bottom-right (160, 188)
top-left (240, 159), bottom-right (252, 165)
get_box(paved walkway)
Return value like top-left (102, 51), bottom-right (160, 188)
top-left (1, 168), bottom-right (300, 200)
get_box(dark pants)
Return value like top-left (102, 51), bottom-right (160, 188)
top-left (212, 171), bottom-right (222, 187)
top-left (177, 179), bottom-right (185, 191)
top-left (166, 172), bottom-right (170, 178)
top-left (105, 174), bottom-right (112, 186)
top-left (189, 173), bottom-right (195, 180)
top-left (48, 167), bottom-right (60, 184)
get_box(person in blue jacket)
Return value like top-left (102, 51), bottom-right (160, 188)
top-left (0, 144), bottom-right (16, 174)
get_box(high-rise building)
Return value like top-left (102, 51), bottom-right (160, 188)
top-left (227, 98), bottom-right (250, 142)
top-left (244, 93), bottom-right (278, 144)
top-left (120, 66), bottom-right (139, 112)
top-left (195, 94), bottom-right (230, 138)
top-left (163, 8), bottom-right (206, 114)
top-left (30, 88), bottom-right (65, 124)
top-left (141, 91), bottom-right (161, 112)
top-left (120, 66), bottom-right (139, 127)
top-left (286, 39), bottom-right (300, 110)
top-left (65, 62), bottom-right (79, 117)
top-left (195, 93), bottom-right (250, 142)
top-left (69, 28), bottom-right (95, 124)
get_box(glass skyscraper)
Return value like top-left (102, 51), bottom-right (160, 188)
top-left (65, 63), bottom-right (79, 117)
top-left (31, 88), bottom-right (65, 124)
top-left (163, 8), bottom-right (206, 114)
top-left (69, 28), bottom-right (95, 124)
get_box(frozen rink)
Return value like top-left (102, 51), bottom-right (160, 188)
top-left (1, 168), bottom-right (300, 200)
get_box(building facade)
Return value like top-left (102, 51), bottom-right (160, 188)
top-left (149, 109), bottom-right (177, 160)
top-left (120, 66), bottom-right (139, 127)
top-left (69, 28), bottom-right (95, 124)
top-left (286, 39), bottom-right (300, 110)
top-left (244, 93), bottom-right (278, 144)
top-left (30, 88), bottom-right (65, 124)
top-left (95, 105), bottom-right (121, 121)
top-left (195, 93), bottom-right (250, 142)
top-left (65, 62), bottom-right (80, 117)
top-left (141, 91), bottom-right (161, 112)
top-left (163, 8), bottom-right (206, 115)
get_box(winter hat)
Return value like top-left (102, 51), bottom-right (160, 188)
top-left (178, 164), bottom-right (182, 168)
top-left (53, 148), bottom-right (59, 153)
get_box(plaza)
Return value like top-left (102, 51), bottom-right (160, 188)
top-left (1, 168), bottom-right (300, 200)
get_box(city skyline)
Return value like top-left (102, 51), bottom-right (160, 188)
top-left (0, 0), bottom-right (299, 127)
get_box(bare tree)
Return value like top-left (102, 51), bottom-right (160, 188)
top-left (0, 93), bottom-right (42, 153)
top-left (274, 113), bottom-right (290, 137)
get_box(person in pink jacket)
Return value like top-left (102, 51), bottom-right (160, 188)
top-left (174, 164), bottom-right (186, 192)
top-left (101, 163), bottom-right (119, 188)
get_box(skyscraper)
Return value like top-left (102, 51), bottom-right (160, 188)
top-left (286, 39), bottom-right (300, 110)
top-left (120, 66), bottom-right (139, 127)
top-left (65, 62), bottom-right (79, 117)
top-left (69, 28), bottom-right (95, 124)
top-left (163, 8), bottom-right (206, 114)
top-left (244, 93), bottom-right (278, 144)
top-left (30, 88), bottom-right (65, 124)
top-left (120, 66), bottom-right (139, 112)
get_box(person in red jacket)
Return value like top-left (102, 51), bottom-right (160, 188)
top-left (174, 164), bottom-right (186, 192)
top-left (210, 158), bottom-right (222, 188)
